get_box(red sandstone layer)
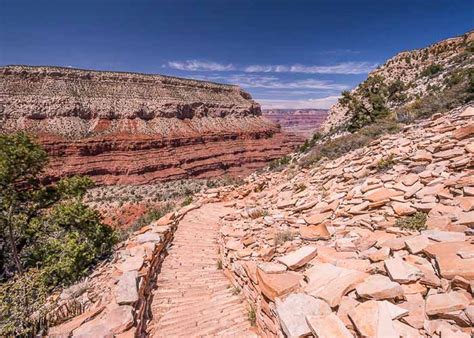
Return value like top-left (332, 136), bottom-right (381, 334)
top-left (263, 109), bottom-right (328, 137)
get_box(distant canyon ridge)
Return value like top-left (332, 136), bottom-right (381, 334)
top-left (263, 109), bottom-right (328, 137)
top-left (0, 65), bottom-right (306, 185)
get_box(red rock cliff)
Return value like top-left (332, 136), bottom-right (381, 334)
top-left (263, 109), bottom-right (328, 138)
top-left (0, 66), bottom-right (302, 184)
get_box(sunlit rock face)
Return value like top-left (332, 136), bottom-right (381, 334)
top-left (263, 109), bottom-right (328, 138)
top-left (0, 65), bottom-right (302, 185)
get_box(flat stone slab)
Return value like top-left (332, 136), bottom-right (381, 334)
top-left (136, 232), bottom-right (162, 244)
top-left (355, 274), bottom-right (404, 300)
top-left (72, 305), bottom-right (134, 337)
top-left (364, 188), bottom-right (403, 203)
top-left (405, 235), bottom-right (430, 254)
top-left (392, 202), bottom-right (416, 216)
top-left (275, 293), bottom-right (331, 337)
top-left (277, 245), bottom-right (317, 270)
top-left (422, 230), bottom-right (466, 243)
top-left (116, 256), bottom-right (144, 272)
top-left (306, 312), bottom-right (354, 338)
top-left (257, 262), bottom-right (287, 274)
top-left (399, 293), bottom-right (426, 329)
top-left (348, 300), bottom-right (402, 338)
top-left (256, 269), bottom-right (303, 301)
top-left (299, 224), bottom-right (330, 240)
top-left (425, 291), bottom-right (470, 316)
top-left (423, 241), bottom-right (474, 280)
top-left (115, 271), bottom-right (138, 305)
top-left (304, 263), bottom-right (368, 307)
top-left (384, 257), bottom-right (423, 283)
top-left (304, 211), bottom-right (332, 225)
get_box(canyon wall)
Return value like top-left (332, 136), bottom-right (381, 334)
top-left (263, 109), bottom-right (328, 137)
top-left (0, 66), bottom-right (302, 185)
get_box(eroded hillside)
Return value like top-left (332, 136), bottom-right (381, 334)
top-left (0, 66), bottom-right (302, 184)
top-left (322, 30), bottom-right (474, 133)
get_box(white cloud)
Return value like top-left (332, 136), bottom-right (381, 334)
top-left (244, 62), bottom-right (377, 74)
top-left (257, 95), bottom-right (341, 109)
top-left (166, 60), bottom-right (377, 74)
top-left (192, 74), bottom-right (348, 90)
top-left (166, 60), bottom-right (235, 71)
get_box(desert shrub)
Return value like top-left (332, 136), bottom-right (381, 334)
top-left (376, 154), bottom-right (397, 172)
top-left (231, 285), bottom-right (241, 295)
top-left (269, 155), bottom-right (291, 171)
top-left (294, 183), bottom-right (307, 193)
top-left (396, 212), bottom-right (427, 231)
top-left (421, 64), bottom-right (443, 77)
top-left (339, 75), bottom-right (393, 132)
top-left (300, 120), bottom-right (400, 167)
top-left (181, 195), bottom-right (193, 207)
top-left (128, 202), bottom-right (174, 234)
top-left (247, 304), bottom-right (256, 326)
top-left (274, 229), bottom-right (295, 246)
top-left (0, 133), bottom-right (116, 336)
top-left (299, 132), bottom-right (323, 153)
top-left (402, 72), bottom-right (473, 119)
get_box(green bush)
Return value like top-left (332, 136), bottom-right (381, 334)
top-left (376, 154), bottom-right (397, 172)
top-left (396, 212), bottom-right (427, 231)
top-left (338, 75), bottom-right (394, 132)
top-left (421, 64), bottom-right (443, 77)
top-left (0, 269), bottom-right (49, 336)
top-left (0, 133), bottom-right (116, 336)
top-left (181, 195), bottom-right (193, 207)
top-left (299, 132), bottom-right (323, 153)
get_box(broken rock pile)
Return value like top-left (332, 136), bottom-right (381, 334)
top-left (218, 105), bottom-right (474, 337)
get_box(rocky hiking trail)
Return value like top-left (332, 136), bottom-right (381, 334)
top-left (146, 203), bottom-right (255, 337)
top-left (47, 105), bottom-right (473, 337)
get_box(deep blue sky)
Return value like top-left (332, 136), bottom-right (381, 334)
top-left (1, 0), bottom-right (472, 108)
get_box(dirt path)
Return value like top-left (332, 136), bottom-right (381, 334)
top-left (147, 203), bottom-right (255, 337)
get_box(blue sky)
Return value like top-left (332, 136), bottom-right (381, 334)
top-left (1, 0), bottom-right (472, 109)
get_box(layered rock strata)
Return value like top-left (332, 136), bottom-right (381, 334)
top-left (0, 66), bottom-right (302, 184)
top-left (263, 109), bottom-right (328, 138)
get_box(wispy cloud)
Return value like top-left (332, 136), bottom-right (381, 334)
top-left (257, 95), bottom-right (341, 109)
top-left (166, 60), bottom-right (235, 71)
top-left (244, 62), bottom-right (377, 74)
top-left (166, 60), bottom-right (377, 74)
top-left (191, 74), bottom-right (348, 90)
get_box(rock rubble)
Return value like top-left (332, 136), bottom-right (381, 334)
top-left (216, 105), bottom-right (474, 337)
